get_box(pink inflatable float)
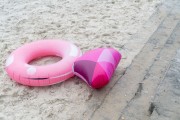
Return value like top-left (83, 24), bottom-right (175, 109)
top-left (73, 48), bottom-right (121, 89)
top-left (5, 40), bottom-right (81, 86)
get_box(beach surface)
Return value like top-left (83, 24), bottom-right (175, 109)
top-left (0, 0), bottom-right (162, 120)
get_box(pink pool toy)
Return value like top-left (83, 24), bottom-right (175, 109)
top-left (5, 40), bottom-right (81, 86)
top-left (73, 48), bottom-right (121, 89)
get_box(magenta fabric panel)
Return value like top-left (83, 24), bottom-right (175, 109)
top-left (98, 62), bottom-right (114, 79)
top-left (97, 49), bottom-right (116, 68)
top-left (73, 60), bottom-right (96, 84)
top-left (91, 63), bottom-right (109, 89)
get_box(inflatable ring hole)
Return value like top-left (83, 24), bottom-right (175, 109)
top-left (29, 55), bottom-right (62, 66)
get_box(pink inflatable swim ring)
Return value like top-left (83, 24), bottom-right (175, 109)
top-left (73, 48), bottom-right (121, 89)
top-left (5, 40), bottom-right (81, 86)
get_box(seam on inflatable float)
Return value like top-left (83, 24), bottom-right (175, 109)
top-left (50, 71), bottom-right (73, 79)
top-left (24, 71), bottom-right (73, 80)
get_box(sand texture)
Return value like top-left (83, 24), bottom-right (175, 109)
top-left (0, 0), bottom-right (162, 120)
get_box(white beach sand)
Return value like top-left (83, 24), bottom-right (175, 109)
top-left (0, 0), bottom-right (162, 119)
